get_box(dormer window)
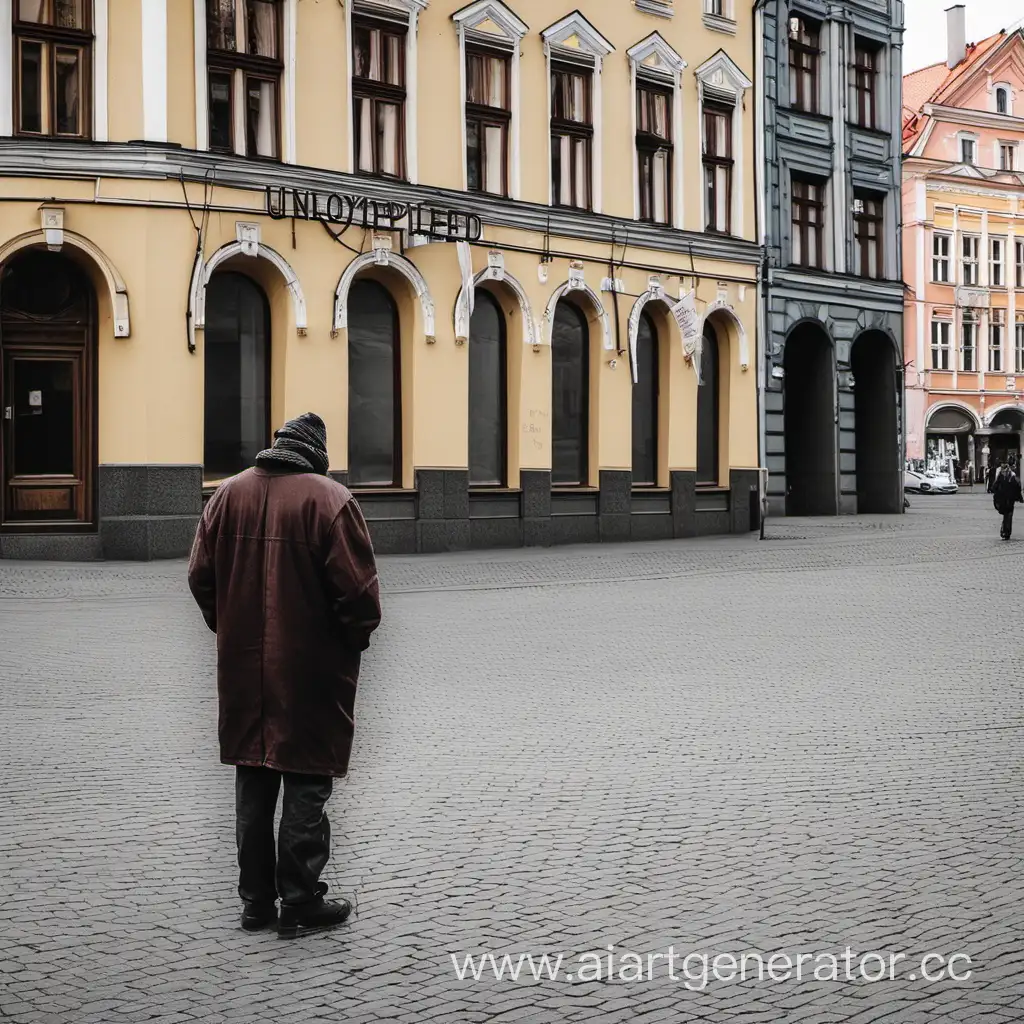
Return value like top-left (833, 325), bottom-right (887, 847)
top-left (960, 134), bottom-right (976, 165)
top-left (996, 86), bottom-right (1009, 115)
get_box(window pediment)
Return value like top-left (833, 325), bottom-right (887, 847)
top-left (628, 32), bottom-right (687, 82)
top-left (542, 11), bottom-right (614, 63)
top-left (694, 49), bottom-right (752, 100)
top-left (453, 0), bottom-right (527, 45)
top-left (355, 0), bottom-right (429, 20)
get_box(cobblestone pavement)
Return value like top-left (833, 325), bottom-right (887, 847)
top-left (1, 493), bottom-right (1022, 1024)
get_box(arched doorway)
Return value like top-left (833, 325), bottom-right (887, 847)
top-left (631, 310), bottom-right (659, 486)
top-left (203, 272), bottom-right (270, 481)
top-left (925, 406), bottom-right (977, 479)
top-left (348, 279), bottom-right (401, 487)
top-left (988, 408), bottom-right (1024, 472)
top-left (551, 300), bottom-right (589, 486)
top-left (784, 322), bottom-right (836, 516)
top-left (851, 331), bottom-right (901, 513)
top-left (696, 320), bottom-right (720, 485)
top-left (469, 289), bottom-right (506, 487)
top-left (0, 249), bottom-right (96, 527)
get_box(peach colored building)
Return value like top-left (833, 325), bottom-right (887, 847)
top-left (903, 8), bottom-right (1024, 480)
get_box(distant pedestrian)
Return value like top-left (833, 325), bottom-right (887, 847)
top-left (188, 413), bottom-right (381, 938)
top-left (992, 459), bottom-right (1023, 540)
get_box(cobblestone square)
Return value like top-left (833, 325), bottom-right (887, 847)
top-left (1, 494), bottom-right (1021, 1023)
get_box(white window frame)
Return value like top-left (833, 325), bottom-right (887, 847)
top-left (990, 236), bottom-right (1006, 288)
top-left (0, 0), bottom-right (109, 139)
top-left (345, 0), bottom-right (427, 180)
top-left (931, 318), bottom-right (952, 371)
top-left (627, 32), bottom-right (686, 229)
top-left (932, 231), bottom-right (951, 282)
top-left (993, 82), bottom-right (1013, 116)
top-left (962, 234), bottom-right (980, 285)
top-left (703, 0), bottom-right (736, 33)
top-left (1016, 317), bottom-right (1024, 374)
top-left (1016, 239), bottom-right (1024, 288)
top-left (541, 12), bottom-right (614, 214)
top-left (957, 131), bottom-right (978, 165)
top-left (194, 0), bottom-right (297, 161)
top-left (453, 0), bottom-right (526, 200)
top-left (694, 49), bottom-right (752, 236)
top-left (989, 309), bottom-right (1006, 373)
top-left (998, 140), bottom-right (1017, 172)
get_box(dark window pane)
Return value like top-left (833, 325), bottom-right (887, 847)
top-left (208, 0), bottom-right (236, 50)
top-left (18, 40), bottom-right (44, 133)
top-left (632, 313), bottom-right (658, 485)
top-left (245, 76), bottom-right (277, 157)
top-left (469, 290), bottom-right (506, 486)
top-left (54, 47), bottom-right (82, 135)
top-left (208, 71), bottom-right (233, 151)
top-left (203, 273), bottom-right (270, 479)
top-left (18, 0), bottom-right (46, 23)
top-left (348, 280), bottom-right (399, 487)
top-left (247, 0), bottom-right (278, 58)
top-left (696, 322), bottom-right (720, 484)
top-left (12, 359), bottom-right (75, 476)
top-left (466, 119), bottom-right (481, 191)
top-left (54, 0), bottom-right (84, 27)
top-left (552, 301), bottom-right (589, 486)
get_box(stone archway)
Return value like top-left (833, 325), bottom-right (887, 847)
top-left (784, 321), bottom-right (836, 516)
top-left (851, 330), bottom-right (901, 513)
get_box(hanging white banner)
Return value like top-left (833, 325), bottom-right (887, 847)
top-left (457, 240), bottom-right (475, 320)
top-left (671, 290), bottom-right (704, 385)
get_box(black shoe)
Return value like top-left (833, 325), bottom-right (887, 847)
top-left (240, 902), bottom-right (278, 931)
top-left (278, 898), bottom-right (352, 939)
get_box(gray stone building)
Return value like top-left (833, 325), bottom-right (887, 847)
top-left (756, 0), bottom-right (906, 516)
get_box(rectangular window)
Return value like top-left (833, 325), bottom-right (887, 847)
top-left (962, 235), bottom-right (979, 285)
top-left (1017, 319), bottom-right (1024, 374)
top-left (703, 103), bottom-right (733, 233)
top-left (1000, 143), bottom-right (1016, 171)
top-left (551, 62), bottom-right (593, 210)
top-left (990, 309), bottom-right (1006, 372)
top-left (788, 15), bottom-right (820, 113)
top-left (1017, 240), bottom-right (1024, 288)
top-left (851, 39), bottom-right (878, 129)
top-left (961, 311), bottom-right (978, 372)
top-left (207, 0), bottom-right (282, 158)
top-left (353, 18), bottom-right (407, 178)
top-left (990, 237), bottom-right (1006, 287)
top-left (637, 81), bottom-right (672, 225)
top-left (466, 47), bottom-right (510, 197)
top-left (960, 136), bottom-right (976, 164)
top-left (704, 0), bottom-right (724, 14)
top-left (14, 0), bottom-right (92, 138)
top-left (931, 319), bottom-right (951, 370)
top-left (791, 177), bottom-right (824, 268)
top-left (932, 232), bottom-right (951, 282)
top-left (853, 194), bottom-right (883, 278)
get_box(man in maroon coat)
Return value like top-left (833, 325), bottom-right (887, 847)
top-left (188, 413), bottom-right (381, 938)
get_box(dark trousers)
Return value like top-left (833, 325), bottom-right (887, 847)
top-left (1002, 509), bottom-right (1014, 538)
top-left (235, 765), bottom-right (333, 907)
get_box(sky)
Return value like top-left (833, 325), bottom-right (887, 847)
top-left (902, 0), bottom-right (1024, 72)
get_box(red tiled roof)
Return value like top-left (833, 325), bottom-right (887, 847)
top-left (902, 31), bottom-right (1009, 150)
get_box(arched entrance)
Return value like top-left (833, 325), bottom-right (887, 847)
top-left (925, 405), bottom-right (978, 479)
top-left (0, 249), bottom-right (96, 528)
top-left (468, 289), bottom-right (507, 487)
top-left (551, 299), bottom-right (590, 486)
top-left (988, 407), bottom-right (1024, 472)
top-left (203, 272), bottom-right (270, 481)
top-left (784, 322), bottom-right (836, 516)
top-left (851, 331), bottom-right (901, 513)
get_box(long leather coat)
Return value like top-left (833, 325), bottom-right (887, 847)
top-left (188, 467), bottom-right (381, 777)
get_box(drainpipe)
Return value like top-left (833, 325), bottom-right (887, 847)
top-left (753, 0), bottom-right (769, 533)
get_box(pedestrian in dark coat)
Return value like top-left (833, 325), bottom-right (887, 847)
top-left (992, 460), bottom-right (1024, 540)
top-left (188, 412), bottom-right (381, 938)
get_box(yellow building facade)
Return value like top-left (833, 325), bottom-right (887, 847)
top-left (0, 0), bottom-right (761, 558)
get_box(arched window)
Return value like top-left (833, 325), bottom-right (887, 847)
top-left (348, 279), bottom-right (400, 487)
top-left (551, 300), bottom-right (589, 486)
top-left (632, 311), bottom-right (659, 486)
top-left (696, 320), bottom-right (720, 484)
top-left (996, 86), bottom-right (1009, 115)
top-left (469, 289), bottom-right (506, 486)
top-left (204, 272), bottom-right (270, 480)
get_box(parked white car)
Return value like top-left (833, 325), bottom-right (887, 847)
top-left (904, 470), bottom-right (958, 494)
